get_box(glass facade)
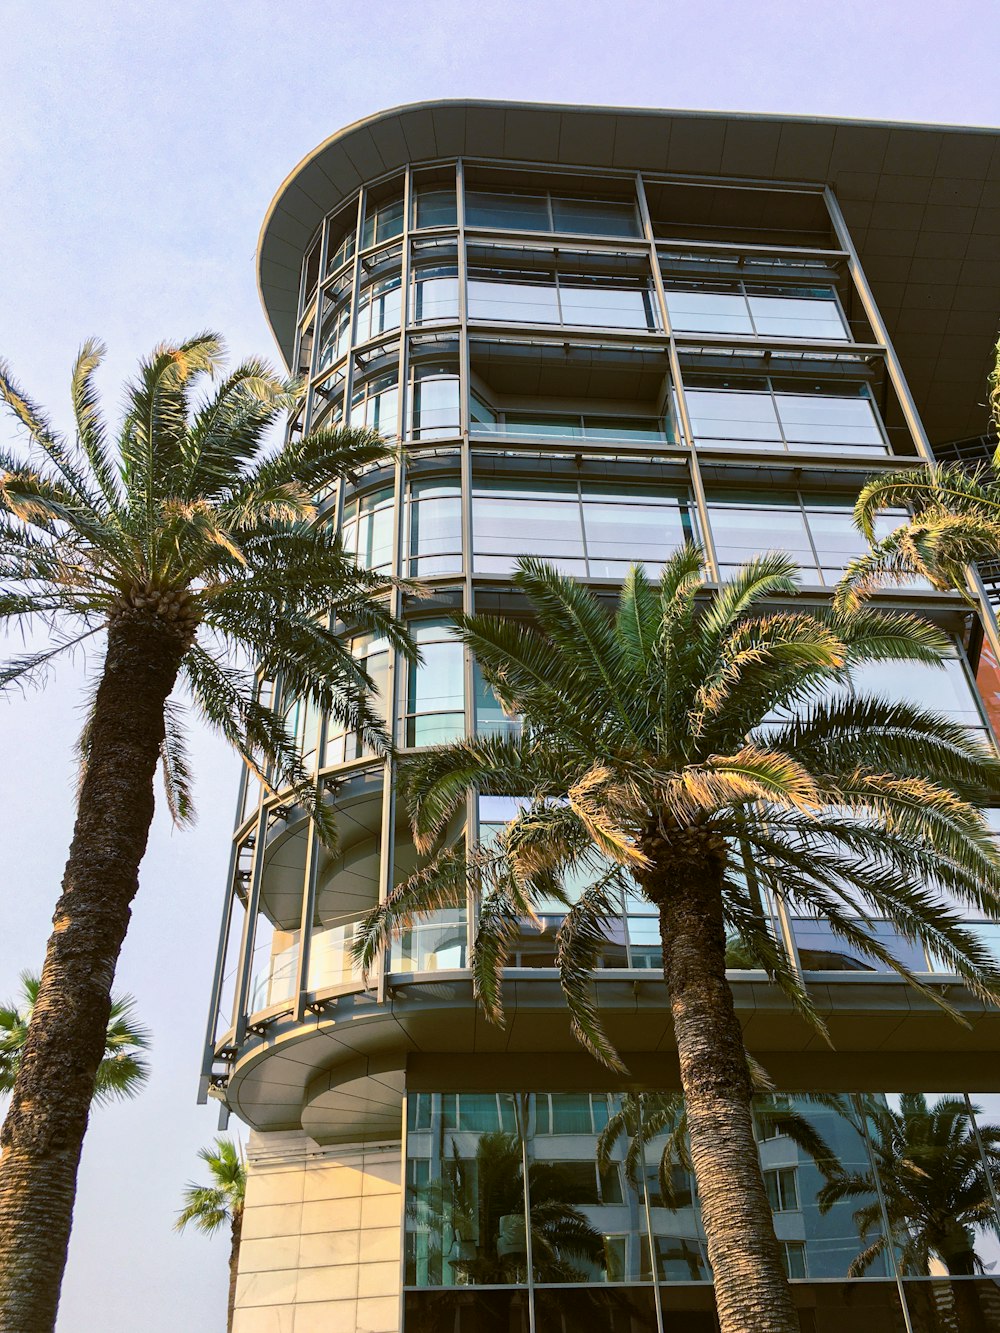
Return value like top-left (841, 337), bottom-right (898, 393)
top-left (403, 1090), bottom-right (1000, 1331)
top-left (210, 141), bottom-right (1000, 1331)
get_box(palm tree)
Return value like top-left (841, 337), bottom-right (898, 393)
top-left (596, 1086), bottom-right (840, 1215)
top-left (0, 335), bottom-right (412, 1330)
top-left (413, 1129), bottom-right (604, 1287)
top-left (820, 1094), bottom-right (1000, 1333)
top-left (356, 548), bottom-right (1000, 1333)
top-left (836, 337), bottom-right (1000, 610)
top-left (175, 1137), bottom-right (246, 1333)
top-left (0, 971), bottom-right (149, 1106)
top-left (819, 1093), bottom-right (1000, 1279)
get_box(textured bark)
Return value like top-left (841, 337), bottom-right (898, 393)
top-left (227, 1210), bottom-right (242, 1333)
top-left (0, 612), bottom-right (186, 1332)
top-left (643, 830), bottom-right (800, 1333)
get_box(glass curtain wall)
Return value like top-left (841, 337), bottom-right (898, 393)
top-left (404, 1090), bottom-right (1000, 1331)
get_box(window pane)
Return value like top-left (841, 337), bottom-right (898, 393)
top-left (404, 1092), bottom-right (527, 1287)
top-left (466, 190), bottom-right (550, 231)
top-left (356, 273), bottom-right (402, 342)
top-left (747, 289), bottom-right (847, 341)
top-left (775, 385), bottom-right (886, 453)
top-left (408, 479), bottom-right (462, 576)
top-left (666, 282), bottom-right (754, 336)
top-left (582, 486), bottom-right (695, 577)
top-left (551, 195), bottom-right (639, 237)
top-left (414, 186), bottom-right (457, 229)
top-left (468, 273), bottom-right (560, 324)
top-left (413, 265), bottom-right (459, 323)
top-left (558, 277), bottom-right (659, 330)
top-left (472, 480), bottom-right (585, 573)
top-left (707, 495), bottom-right (815, 578)
top-left (411, 367), bottom-right (460, 439)
top-left (684, 387), bottom-right (783, 447)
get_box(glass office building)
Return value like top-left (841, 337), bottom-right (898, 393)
top-left (202, 101), bottom-right (1000, 1332)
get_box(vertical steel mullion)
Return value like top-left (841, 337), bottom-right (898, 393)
top-left (344, 188), bottom-right (367, 426)
top-left (456, 157), bottom-right (480, 963)
top-left (376, 167), bottom-right (412, 1006)
top-left (636, 1094), bottom-right (667, 1333)
top-left (231, 805), bottom-right (269, 1047)
top-left (965, 1092), bottom-right (1000, 1232)
top-left (853, 1095), bottom-right (916, 1333)
top-left (636, 171), bottom-right (719, 580)
top-left (397, 1084), bottom-right (410, 1328)
top-left (293, 818), bottom-right (321, 1022)
top-left (797, 492), bottom-right (825, 584)
top-left (198, 833), bottom-right (243, 1100)
top-left (303, 216), bottom-right (330, 435)
top-left (519, 1093), bottom-right (537, 1333)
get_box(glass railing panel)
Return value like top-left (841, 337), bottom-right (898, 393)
top-left (307, 919), bottom-right (364, 992)
top-left (391, 911), bottom-right (468, 973)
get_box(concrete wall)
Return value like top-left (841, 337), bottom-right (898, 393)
top-left (232, 1131), bottom-right (402, 1333)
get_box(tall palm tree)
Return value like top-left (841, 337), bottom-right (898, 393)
top-left (356, 548), bottom-right (1000, 1333)
top-left (175, 1137), bottom-right (246, 1333)
top-left (0, 971), bottom-right (149, 1106)
top-left (0, 335), bottom-right (412, 1330)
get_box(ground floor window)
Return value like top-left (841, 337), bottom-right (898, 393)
top-left (402, 1088), bottom-right (1000, 1331)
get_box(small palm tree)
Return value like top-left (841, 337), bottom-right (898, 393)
top-left (176, 1137), bottom-right (246, 1333)
top-left (0, 971), bottom-right (149, 1106)
top-left (836, 337), bottom-right (1000, 609)
top-left (357, 548), bottom-right (1000, 1333)
top-left (0, 335), bottom-right (412, 1330)
top-left (414, 1129), bottom-right (604, 1287)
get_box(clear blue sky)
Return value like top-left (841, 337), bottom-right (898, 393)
top-left (2, 1), bottom-right (999, 1328)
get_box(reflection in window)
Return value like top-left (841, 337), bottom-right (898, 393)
top-left (406, 620), bottom-right (465, 746)
top-left (472, 407), bottom-right (667, 445)
top-left (327, 218), bottom-right (357, 274)
top-left (407, 478), bottom-right (462, 576)
top-left (355, 271), bottom-right (402, 344)
top-left (317, 293), bottom-right (351, 371)
top-left (322, 633), bottom-right (390, 766)
top-left (412, 263), bottom-right (459, 323)
top-left (665, 278), bottom-right (847, 341)
top-left (350, 369), bottom-right (399, 439)
top-left (362, 194), bottom-right (404, 248)
top-left (468, 268), bottom-right (659, 330)
top-left (465, 188), bottom-right (639, 237)
top-left (414, 185), bottom-right (457, 230)
top-left (341, 485), bottom-right (393, 572)
top-left (706, 489), bottom-right (908, 585)
top-left (472, 476), bottom-right (696, 578)
top-left (683, 374), bottom-right (887, 455)
top-left (410, 365), bottom-right (461, 440)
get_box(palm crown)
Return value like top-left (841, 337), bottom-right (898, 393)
top-left (0, 333), bottom-right (412, 830)
top-left (0, 972), bottom-right (149, 1106)
top-left (836, 335), bottom-right (1000, 610)
top-left (358, 546), bottom-right (1000, 1065)
top-left (175, 1137), bottom-right (246, 1237)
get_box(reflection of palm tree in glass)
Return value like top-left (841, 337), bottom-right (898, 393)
top-left (414, 1130), bottom-right (604, 1285)
top-left (819, 1094), bottom-right (1000, 1279)
top-left (598, 1088), bottom-right (840, 1211)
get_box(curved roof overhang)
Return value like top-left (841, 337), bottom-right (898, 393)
top-left (259, 99), bottom-right (1000, 443)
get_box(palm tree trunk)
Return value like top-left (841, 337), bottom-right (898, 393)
top-left (228, 1210), bottom-right (242, 1333)
top-left (0, 612), bottom-right (186, 1332)
top-left (648, 842), bottom-right (800, 1333)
